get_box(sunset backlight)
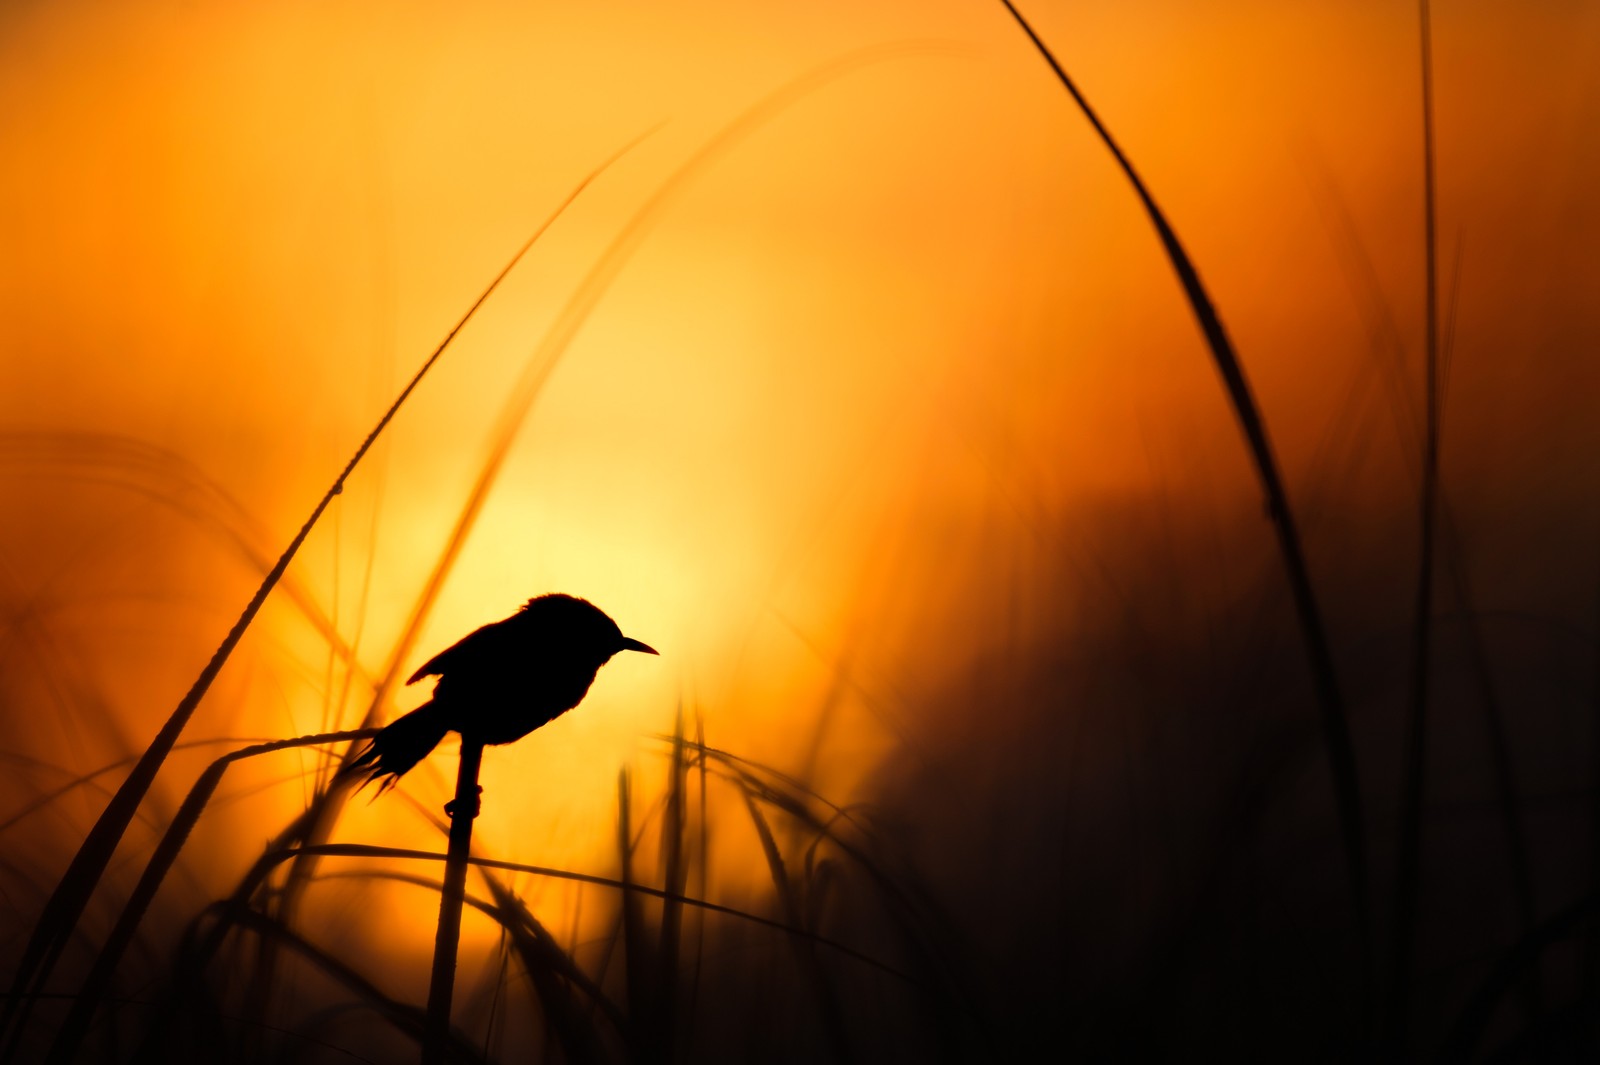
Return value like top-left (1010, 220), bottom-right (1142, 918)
top-left (3, 1), bottom-right (1599, 1061)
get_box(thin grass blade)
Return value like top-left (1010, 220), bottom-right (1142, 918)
top-left (994, 0), bottom-right (1372, 1024)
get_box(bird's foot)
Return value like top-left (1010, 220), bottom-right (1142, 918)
top-left (444, 785), bottom-right (483, 820)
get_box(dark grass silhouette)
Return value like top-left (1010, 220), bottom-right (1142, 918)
top-left (99, 725), bottom-right (975, 1065)
top-left (345, 595), bottom-right (657, 793)
top-left (994, 0), bottom-right (1375, 1023)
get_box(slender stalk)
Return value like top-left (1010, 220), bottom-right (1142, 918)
top-left (1389, 1), bottom-right (1440, 1053)
top-left (424, 738), bottom-right (485, 1065)
top-left (994, 0), bottom-right (1371, 1018)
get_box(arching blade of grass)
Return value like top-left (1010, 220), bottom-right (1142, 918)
top-left (42, 730), bottom-right (378, 1065)
top-left (0, 143), bottom-right (647, 1062)
top-left (994, 0), bottom-right (1371, 1021)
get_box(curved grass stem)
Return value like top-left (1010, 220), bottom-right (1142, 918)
top-left (994, 0), bottom-right (1372, 1028)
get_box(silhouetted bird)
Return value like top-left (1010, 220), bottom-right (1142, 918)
top-left (347, 594), bottom-right (657, 792)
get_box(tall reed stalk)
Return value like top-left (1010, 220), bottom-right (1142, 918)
top-left (994, 0), bottom-right (1372, 1021)
top-left (425, 739), bottom-right (486, 1065)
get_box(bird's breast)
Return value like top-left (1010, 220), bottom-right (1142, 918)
top-left (440, 662), bottom-right (601, 746)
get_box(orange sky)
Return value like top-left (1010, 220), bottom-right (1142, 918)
top-left (3, 0), bottom-right (1599, 989)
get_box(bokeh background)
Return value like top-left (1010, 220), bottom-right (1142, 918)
top-left (3, 0), bottom-right (1599, 1060)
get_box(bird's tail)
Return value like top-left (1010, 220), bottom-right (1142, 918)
top-left (342, 701), bottom-right (450, 794)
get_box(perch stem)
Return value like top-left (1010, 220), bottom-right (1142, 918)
top-left (424, 737), bottom-right (485, 1065)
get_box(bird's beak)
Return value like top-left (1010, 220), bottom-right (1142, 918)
top-left (618, 636), bottom-right (659, 655)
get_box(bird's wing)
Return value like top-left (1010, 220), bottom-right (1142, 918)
top-left (406, 621), bottom-right (512, 684)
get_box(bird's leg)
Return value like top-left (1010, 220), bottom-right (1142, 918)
top-left (443, 785), bottom-right (483, 820)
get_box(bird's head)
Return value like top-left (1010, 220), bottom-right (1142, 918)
top-left (522, 593), bottom-right (658, 664)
